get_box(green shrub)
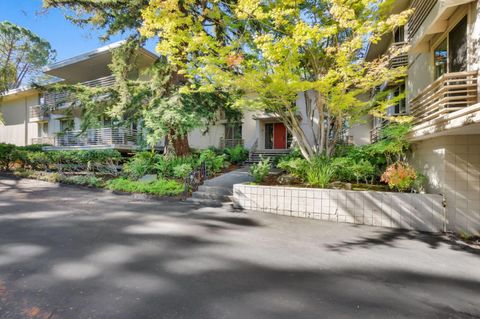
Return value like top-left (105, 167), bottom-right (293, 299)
top-left (277, 157), bottom-right (308, 179)
top-left (156, 155), bottom-right (198, 178)
top-left (123, 152), bottom-right (157, 180)
top-left (351, 160), bottom-right (375, 184)
top-left (0, 143), bottom-right (16, 170)
top-left (107, 177), bottom-right (184, 196)
top-left (173, 163), bottom-right (193, 179)
top-left (412, 173), bottom-right (428, 193)
top-left (61, 175), bottom-right (103, 188)
top-left (26, 151), bottom-right (51, 170)
top-left (198, 149), bottom-right (227, 175)
top-left (250, 156), bottom-right (271, 183)
top-left (17, 144), bottom-right (49, 152)
top-left (306, 156), bottom-right (334, 188)
top-left (274, 147), bottom-right (303, 165)
top-left (224, 145), bottom-right (248, 164)
top-left (331, 157), bottom-right (356, 181)
top-left (47, 150), bottom-right (121, 173)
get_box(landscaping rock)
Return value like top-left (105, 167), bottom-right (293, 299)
top-left (277, 174), bottom-right (300, 185)
top-left (139, 174), bottom-right (157, 183)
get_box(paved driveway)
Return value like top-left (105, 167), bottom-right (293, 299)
top-left (0, 176), bottom-right (479, 319)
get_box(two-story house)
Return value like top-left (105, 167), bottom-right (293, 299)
top-left (1, 41), bottom-right (370, 157)
top-left (367, 0), bottom-right (480, 234)
top-left (0, 41), bottom-right (158, 151)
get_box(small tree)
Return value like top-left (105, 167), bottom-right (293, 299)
top-left (140, 0), bottom-right (412, 160)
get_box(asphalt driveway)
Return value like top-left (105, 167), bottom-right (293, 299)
top-left (0, 176), bottom-right (479, 319)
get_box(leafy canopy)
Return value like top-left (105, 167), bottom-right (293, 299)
top-left (139, 0), bottom-right (412, 158)
top-left (0, 21), bottom-right (56, 92)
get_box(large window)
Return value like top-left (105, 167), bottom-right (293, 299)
top-left (225, 123), bottom-right (242, 140)
top-left (434, 16), bottom-right (468, 79)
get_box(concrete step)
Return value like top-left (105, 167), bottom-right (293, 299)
top-left (192, 191), bottom-right (230, 202)
top-left (197, 185), bottom-right (232, 196)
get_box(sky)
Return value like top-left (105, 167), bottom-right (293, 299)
top-left (0, 0), bottom-right (157, 62)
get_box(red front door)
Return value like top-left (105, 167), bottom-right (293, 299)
top-left (273, 123), bottom-right (287, 149)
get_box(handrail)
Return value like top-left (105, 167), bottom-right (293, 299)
top-left (55, 127), bottom-right (137, 147)
top-left (43, 75), bottom-right (116, 108)
top-left (410, 71), bottom-right (478, 125)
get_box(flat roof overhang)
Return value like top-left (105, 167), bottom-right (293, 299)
top-left (410, 0), bottom-right (475, 53)
top-left (43, 42), bottom-right (158, 83)
top-left (364, 0), bottom-right (410, 62)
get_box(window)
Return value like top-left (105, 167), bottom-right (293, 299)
top-left (449, 16), bottom-right (468, 73)
top-left (434, 39), bottom-right (448, 79)
top-left (38, 123), bottom-right (48, 137)
top-left (434, 16), bottom-right (468, 79)
top-left (225, 123), bottom-right (242, 140)
top-left (393, 84), bottom-right (406, 115)
top-left (394, 26), bottom-right (405, 43)
top-left (60, 118), bottom-right (74, 132)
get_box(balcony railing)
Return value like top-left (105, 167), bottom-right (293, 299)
top-left (220, 138), bottom-right (244, 149)
top-left (389, 42), bottom-right (408, 68)
top-left (44, 75), bottom-right (116, 108)
top-left (31, 137), bottom-right (55, 145)
top-left (55, 127), bottom-right (137, 147)
top-left (410, 71), bottom-right (479, 125)
top-left (29, 105), bottom-right (49, 121)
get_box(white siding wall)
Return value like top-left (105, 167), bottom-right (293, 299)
top-left (0, 93), bottom-right (39, 146)
top-left (411, 135), bottom-right (480, 235)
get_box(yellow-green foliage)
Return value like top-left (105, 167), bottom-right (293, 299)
top-left (140, 0), bottom-right (413, 159)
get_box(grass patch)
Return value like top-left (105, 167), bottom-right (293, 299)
top-left (106, 177), bottom-right (184, 197)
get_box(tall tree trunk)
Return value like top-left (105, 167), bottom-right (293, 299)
top-left (164, 130), bottom-right (190, 156)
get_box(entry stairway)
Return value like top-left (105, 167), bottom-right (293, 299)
top-left (246, 149), bottom-right (291, 164)
top-left (188, 167), bottom-right (253, 204)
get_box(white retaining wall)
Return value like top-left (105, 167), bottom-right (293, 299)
top-left (233, 184), bottom-right (445, 232)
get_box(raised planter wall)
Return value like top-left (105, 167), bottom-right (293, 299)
top-left (233, 184), bottom-right (445, 232)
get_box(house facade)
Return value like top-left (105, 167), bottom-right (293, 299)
top-left (368, 0), bottom-right (480, 234)
top-left (0, 42), bottom-right (371, 154)
top-left (2, 0), bottom-right (479, 234)
top-left (0, 42), bottom-right (158, 151)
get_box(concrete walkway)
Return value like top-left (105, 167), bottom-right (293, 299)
top-left (191, 166), bottom-right (253, 202)
top-left (1, 176), bottom-right (480, 319)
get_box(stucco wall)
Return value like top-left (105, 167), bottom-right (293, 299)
top-left (411, 135), bottom-right (480, 235)
top-left (0, 93), bottom-right (39, 146)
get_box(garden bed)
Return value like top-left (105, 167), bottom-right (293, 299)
top-left (1, 143), bottom-right (249, 199)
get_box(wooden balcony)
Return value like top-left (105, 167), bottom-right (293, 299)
top-left (389, 42), bottom-right (408, 68)
top-left (44, 75), bottom-right (116, 109)
top-left (48, 127), bottom-right (138, 150)
top-left (410, 71), bottom-right (479, 125)
top-left (29, 105), bottom-right (49, 122)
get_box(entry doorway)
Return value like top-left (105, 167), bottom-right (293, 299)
top-left (264, 123), bottom-right (291, 149)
